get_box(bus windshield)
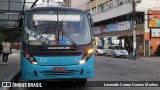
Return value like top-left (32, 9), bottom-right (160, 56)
top-left (24, 11), bottom-right (91, 45)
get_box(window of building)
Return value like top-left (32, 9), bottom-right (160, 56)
top-left (106, 0), bottom-right (113, 10)
top-left (119, 2), bottom-right (123, 5)
top-left (136, 14), bottom-right (144, 24)
top-left (98, 4), bottom-right (103, 13)
top-left (124, 0), bottom-right (130, 4)
top-left (102, 3), bottom-right (106, 11)
top-left (117, 0), bottom-right (129, 6)
top-left (92, 7), bottom-right (96, 15)
top-left (117, 0), bottom-right (124, 6)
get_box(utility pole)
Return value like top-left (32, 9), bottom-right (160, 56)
top-left (132, 0), bottom-right (136, 60)
top-left (130, 0), bottom-right (142, 60)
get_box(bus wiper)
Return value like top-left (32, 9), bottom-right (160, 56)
top-left (60, 28), bottom-right (78, 48)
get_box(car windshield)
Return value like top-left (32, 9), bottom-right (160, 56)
top-left (24, 10), bottom-right (91, 45)
top-left (97, 46), bottom-right (104, 49)
top-left (115, 46), bottom-right (125, 50)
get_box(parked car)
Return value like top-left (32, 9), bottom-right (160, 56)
top-left (94, 46), bottom-right (106, 56)
top-left (106, 45), bottom-right (128, 58)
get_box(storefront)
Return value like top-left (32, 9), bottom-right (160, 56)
top-left (144, 10), bottom-right (160, 56)
top-left (94, 20), bottom-right (144, 56)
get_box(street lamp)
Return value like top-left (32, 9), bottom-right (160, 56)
top-left (131, 0), bottom-right (142, 60)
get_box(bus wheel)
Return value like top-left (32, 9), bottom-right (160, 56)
top-left (76, 79), bottom-right (87, 86)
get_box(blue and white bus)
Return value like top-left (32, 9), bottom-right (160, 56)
top-left (20, 7), bottom-right (94, 84)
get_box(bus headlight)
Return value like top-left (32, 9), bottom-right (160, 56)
top-left (79, 48), bottom-right (93, 64)
top-left (87, 48), bottom-right (94, 55)
top-left (32, 61), bottom-right (38, 65)
top-left (23, 51), bottom-right (38, 65)
top-left (25, 53), bottom-right (30, 58)
top-left (29, 57), bottom-right (34, 62)
top-left (79, 56), bottom-right (88, 64)
top-left (79, 60), bottom-right (86, 64)
top-left (87, 48), bottom-right (94, 57)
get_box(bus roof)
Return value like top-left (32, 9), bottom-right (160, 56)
top-left (27, 7), bottom-right (86, 12)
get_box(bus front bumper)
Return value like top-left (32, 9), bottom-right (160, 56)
top-left (21, 56), bottom-right (94, 81)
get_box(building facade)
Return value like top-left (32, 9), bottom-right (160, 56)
top-left (86, 0), bottom-right (160, 57)
top-left (64, 0), bottom-right (86, 9)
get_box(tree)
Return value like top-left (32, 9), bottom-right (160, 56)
top-left (0, 27), bottom-right (21, 43)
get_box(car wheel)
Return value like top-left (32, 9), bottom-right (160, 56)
top-left (106, 53), bottom-right (108, 57)
top-left (95, 51), bottom-right (98, 56)
top-left (114, 53), bottom-right (117, 58)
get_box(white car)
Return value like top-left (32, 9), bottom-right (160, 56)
top-left (94, 46), bottom-right (106, 56)
top-left (106, 45), bottom-right (128, 58)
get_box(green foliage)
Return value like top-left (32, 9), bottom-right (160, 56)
top-left (0, 27), bottom-right (22, 43)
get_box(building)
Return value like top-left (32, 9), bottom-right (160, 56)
top-left (0, 0), bottom-right (21, 28)
top-left (64, 0), bottom-right (86, 9)
top-left (86, 0), bottom-right (160, 57)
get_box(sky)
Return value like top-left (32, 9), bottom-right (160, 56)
top-left (37, 0), bottom-right (64, 4)
top-left (137, 0), bottom-right (160, 11)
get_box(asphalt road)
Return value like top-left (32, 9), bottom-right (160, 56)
top-left (9, 55), bottom-right (160, 90)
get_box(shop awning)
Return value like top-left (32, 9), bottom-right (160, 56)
top-left (95, 24), bottom-right (144, 38)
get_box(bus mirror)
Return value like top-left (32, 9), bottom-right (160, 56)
top-left (91, 18), bottom-right (94, 28)
top-left (88, 13), bottom-right (94, 28)
top-left (18, 18), bottom-right (23, 28)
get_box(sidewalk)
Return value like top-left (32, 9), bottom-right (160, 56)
top-left (137, 56), bottom-right (160, 63)
top-left (0, 49), bottom-right (20, 81)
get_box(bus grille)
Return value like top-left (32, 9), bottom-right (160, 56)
top-left (38, 52), bottom-right (82, 56)
top-left (39, 70), bottom-right (79, 77)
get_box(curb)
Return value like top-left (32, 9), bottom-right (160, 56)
top-left (10, 71), bottom-right (21, 82)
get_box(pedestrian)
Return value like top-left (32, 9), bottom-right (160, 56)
top-left (1, 39), bottom-right (11, 64)
top-left (0, 41), bottom-right (2, 57)
top-left (128, 45), bottom-right (133, 60)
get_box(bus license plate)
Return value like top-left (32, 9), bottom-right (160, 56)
top-left (53, 67), bottom-right (66, 72)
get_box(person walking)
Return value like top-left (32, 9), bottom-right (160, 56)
top-left (128, 45), bottom-right (133, 60)
top-left (1, 39), bottom-right (11, 64)
top-left (0, 41), bottom-right (2, 57)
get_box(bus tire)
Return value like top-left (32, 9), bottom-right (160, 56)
top-left (76, 79), bottom-right (87, 86)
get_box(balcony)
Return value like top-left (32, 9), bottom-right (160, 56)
top-left (92, 3), bottom-right (133, 23)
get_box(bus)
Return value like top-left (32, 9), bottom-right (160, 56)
top-left (20, 7), bottom-right (94, 84)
